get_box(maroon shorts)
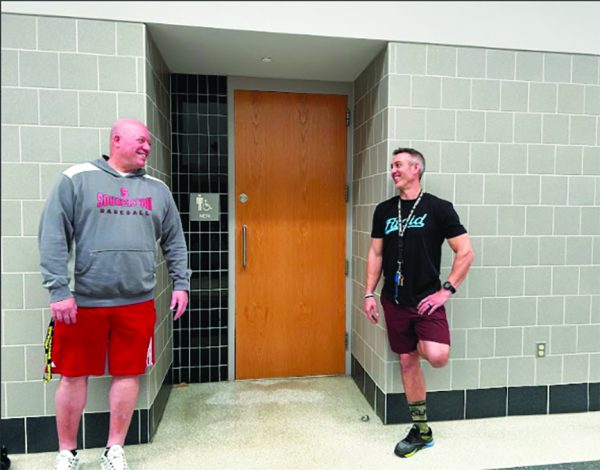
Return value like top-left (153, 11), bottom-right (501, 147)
top-left (51, 300), bottom-right (156, 377)
top-left (380, 296), bottom-right (450, 354)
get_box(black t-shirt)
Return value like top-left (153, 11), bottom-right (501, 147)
top-left (371, 192), bottom-right (467, 307)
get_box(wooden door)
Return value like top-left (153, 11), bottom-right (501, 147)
top-left (235, 90), bottom-right (347, 379)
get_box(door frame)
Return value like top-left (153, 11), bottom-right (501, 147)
top-left (227, 76), bottom-right (354, 380)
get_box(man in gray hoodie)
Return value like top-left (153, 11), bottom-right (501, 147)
top-left (39, 119), bottom-right (191, 470)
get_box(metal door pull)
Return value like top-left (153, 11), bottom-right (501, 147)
top-left (242, 224), bottom-right (248, 268)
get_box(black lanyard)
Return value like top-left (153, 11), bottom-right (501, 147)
top-left (394, 190), bottom-right (423, 303)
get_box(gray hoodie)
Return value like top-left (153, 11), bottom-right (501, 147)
top-left (39, 157), bottom-right (191, 307)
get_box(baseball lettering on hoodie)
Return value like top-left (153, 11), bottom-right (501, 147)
top-left (97, 188), bottom-right (153, 215)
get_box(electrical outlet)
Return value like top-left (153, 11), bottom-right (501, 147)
top-left (536, 342), bottom-right (546, 358)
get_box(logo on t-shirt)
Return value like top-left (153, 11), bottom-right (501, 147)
top-left (384, 214), bottom-right (428, 235)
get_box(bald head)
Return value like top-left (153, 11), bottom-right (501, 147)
top-left (108, 118), bottom-right (152, 172)
top-left (110, 119), bottom-right (148, 141)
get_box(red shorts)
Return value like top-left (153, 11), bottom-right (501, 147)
top-left (51, 300), bottom-right (156, 377)
top-left (381, 296), bottom-right (450, 354)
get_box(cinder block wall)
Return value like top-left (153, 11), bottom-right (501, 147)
top-left (142, 31), bottom-right (174, 430)
top-left (352, 43), bottom-right (599, 421)
top-left (351, 47), bottom-right (391, 398)
top-left (1, 13), bottom-right (173, 452)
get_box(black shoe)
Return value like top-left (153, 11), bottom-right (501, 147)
top-left (1, 445), bottom-right (10, 470)
top-left (394, 424), bottom-right (434, 458)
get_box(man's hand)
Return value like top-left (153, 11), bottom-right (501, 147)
top-left (363, 297), bottom-right (380, 324)
top-left (50, 297), bottom-right (78, 324)
top-left (170, 290), bottom-right (188, 321)
top-left (417, 289), bottom-right (451, 316)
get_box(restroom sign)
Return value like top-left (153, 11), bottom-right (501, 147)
top-left (190, 193), bottom-right (220, 221)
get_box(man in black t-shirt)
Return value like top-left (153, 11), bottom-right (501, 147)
top-left (364, 148), bottom-right (474, 458)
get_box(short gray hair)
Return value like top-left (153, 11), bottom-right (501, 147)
top-left (392, 147), bottom-right (425, 179)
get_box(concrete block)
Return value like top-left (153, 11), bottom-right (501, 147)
top-left (527, 144), bottom-right (555, 174)
top-left (557, 84), bottom-right (584, 114)
top-left (572, 55), bottom-right (599, 85)
top-left (472, 80), bottom-right (499, 110)
top-left (1, 50), bottom-right (18, 86)
top-left (39, 90), bottom-right (78, 126)
top-left (411, 76), bottom-right (440, 108)
top-left (99, 56), bottom-right (137, 92)
top-left (77, 19), bottom-right (116, 54)
top-left (487, 50), bottom-right (515, 80)
top-left (426, 110), bottom-right (455, 141)
top-left (501, 81), bottom-right (528, 112)
top-left (529, 83), bottom-right (557, 113)
top-left (456, 111), bottom-right (484, 142)
top-left (21, 127), bottom-right (60, 162)
top-left (38, 16), bottom-right (76, 51)
top-left (486, 112), bottom-right (513, 143)
top-left (117, 22), bottom-right (144, 57)
top-left (457, 47), bottom-right (485, 78)
top-left (1, 88), bottom-right (38, 125)
top-left (516, 51), bottom-right (543, 81)
top-left (544, 53), bottom-right (571, 83)
top-left (1, 14), bottom-right (36, 49)
top-left (427, 45), bottom-right (456, 77)
top-left (60, 53), bottom-right (98, 90)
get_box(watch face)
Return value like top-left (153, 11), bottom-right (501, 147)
top-left (443, 281), bottom-right (456, 293)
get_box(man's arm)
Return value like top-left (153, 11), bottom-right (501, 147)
top-left (38, 175), bottom-right (78, 323)
top-left (160, 194), bottom-right (191, 290)
top-left (170, 290), bottom-right (188, 321)
top-left (363, 238), bottom-right (384, 324)
top-left (445, 233), bottom-right (474, 290)
top-left (417, 233), bottom-right (474, 315)
top-left (160, 193), bottom-right (191, 319)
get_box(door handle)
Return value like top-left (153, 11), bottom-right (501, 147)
top-left (242, 224), bottom-right (248, 268)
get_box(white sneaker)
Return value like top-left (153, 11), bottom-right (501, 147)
top-left (100, 444), bottom-right (131, 470)
top-left (54, 450), bottom-right (80, 470)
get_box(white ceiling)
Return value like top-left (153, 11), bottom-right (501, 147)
top-left (5, 2), bottom-right (600, 57)
top-left (147, 23), bottom-right (386, 82)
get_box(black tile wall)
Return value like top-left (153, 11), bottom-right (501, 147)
top-left (151, 379), bottom-right (172, 434)
top-left (80, 408), bottom-right (147, 450)
top-left (508, 386), bottom-right (547, 416)
top-left (466, 387), bottom-right (507, 419)
top-left (2, 372), bottom-right (172, 454)
top-left (375, 387), bottom-right (386, 423)
top-left (124, 411), bottom-right (140, 446)
top-left (83, 412), bottom-right (110, 449)
top-left (148, 407), bottom-right (156, 439)
top-left (364, 373), bottom-right (376, 409)
top-left (590, 383), bottom-right (600, 411)
top-left (427, 390), bottom-right (465, 421)
top-left (26, 416), bottom-right (83, 453)
top-left (385, 391), bottom-right (466, 424)
top-left (549, 383), bottom-right (587, 414)
top-left (140, 409), bottom-right (149, 444)
top-left (171, 74), bottom-right (229, 384)
top-left (386, 393), bottom-right (411, 424)
top-left (350, 355), bottom-right (597, 425)
top-left (351, 356), bottom-right (365, 392)
top-left (1, 418), bottom-right (25, 454)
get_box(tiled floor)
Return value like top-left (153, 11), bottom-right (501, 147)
top-left (9, 376), bottom-right (600, 469)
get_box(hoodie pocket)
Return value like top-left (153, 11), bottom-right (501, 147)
top-left (75, 249), bottom-right (156, 298)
